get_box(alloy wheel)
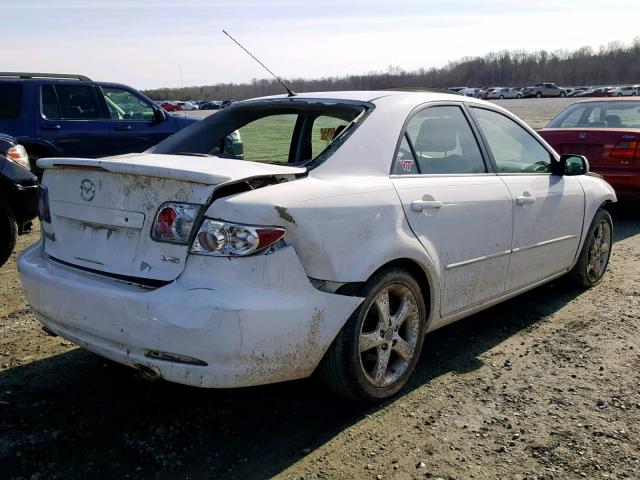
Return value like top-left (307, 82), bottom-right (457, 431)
top-left (358, 284), bottom-right (421, 388)
top-left (586, 219), bottom-right (611, 283)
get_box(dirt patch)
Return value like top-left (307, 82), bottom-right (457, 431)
top-left (1, 100), bottom-right (639, 479)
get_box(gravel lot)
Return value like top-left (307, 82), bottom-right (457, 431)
top-left (1, 98), bottom-right (638, 480)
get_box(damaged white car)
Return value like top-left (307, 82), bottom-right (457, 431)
top-left (18, 91), bottom-right (616, 401)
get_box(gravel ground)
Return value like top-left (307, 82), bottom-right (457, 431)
top-left (1, 98), bottom-right (638, 480)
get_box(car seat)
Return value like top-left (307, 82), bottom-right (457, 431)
top-left (604, 115), bottom-right (622, 127)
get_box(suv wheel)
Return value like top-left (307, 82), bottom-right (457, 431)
top-left (319, 268), bottom-right (427, 401)
top-left (0, 198), bottom-right (18, 268)
top-left (536, 92), bottom-right (542, 98)
top-left (570, 208), bottom-right (612, 288)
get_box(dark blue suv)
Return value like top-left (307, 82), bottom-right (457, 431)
top-left (0, 72), bottom-right (196, 174)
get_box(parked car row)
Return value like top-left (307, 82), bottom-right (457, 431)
top-left (158, 100), bottom-right (235, 112)
top-left (453, 83), bottom-right (640, 100)
top-left (14, 89), bottom-right (617, 403)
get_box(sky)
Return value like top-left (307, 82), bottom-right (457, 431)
top-left (3, 0), bottom-right (639, 90)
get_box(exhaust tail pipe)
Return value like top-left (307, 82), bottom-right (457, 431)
top-left (135, 364), bottom-right (161, 382)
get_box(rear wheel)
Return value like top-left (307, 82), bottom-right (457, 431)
top-left (570, 208), bottom-right (612, 288)
top-left (499, 95), bottom-right (504, 99)
top-left (536, 92), bottom-right (542, 98)
top-left (560, 91), bottom-right (566, 97)
top-left (0, 198), bottom-right (18, 268)
top-left (319, 268), bottom-right (427, 401)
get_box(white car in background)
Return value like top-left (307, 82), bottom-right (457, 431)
top-left (19, 91), bottom-right (615, 401)
top-left (459, 88), bottom-right (482, 98)
top-left (486, 87), bottom-right (522, 99)
top-left (617, 86), bottom-right (638, 96)
top-left (178, 101), bottom-right (198, 111)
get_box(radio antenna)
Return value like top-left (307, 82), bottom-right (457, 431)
top-left (222, 30), bottom-right (296, 97)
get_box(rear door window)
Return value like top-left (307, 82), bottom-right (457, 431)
top-left (399, 105), bottom-right (486, 174)
top-left (0, 83), bottom-right (23, 119)
top-left (53, 84), bottom-right (101, 120)
top-left (41, 84), bottom-right (62, 119)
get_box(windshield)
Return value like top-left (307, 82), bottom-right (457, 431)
top-left (546, 101), bottom-right (640, 129)
top-left (149, 99), bottom-right (371, 166)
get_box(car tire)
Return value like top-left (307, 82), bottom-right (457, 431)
top-left (570, 208), bottom-right (613, 288)
top-left (560, 91), bottom-right (566, 97)
top-left (536, 92), bottom-right (542, 98)
top-left (517, 94), bottom-right (522, 99)
top-left (318, 268), bottom-right (427, 402)
top-left (499, 95), bottom-right (504, 99)
top-left (0, 197), bottom-right (18, 268)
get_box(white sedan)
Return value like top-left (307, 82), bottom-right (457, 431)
top-left (19, 91), bottom-right (615, 401)
top-left (486, 87), bottom-right (522, 99)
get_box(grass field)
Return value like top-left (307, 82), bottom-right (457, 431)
top-left (236, 114), bottom-right (347, 162)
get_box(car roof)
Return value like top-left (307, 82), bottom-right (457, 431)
top-left (248, 89), bottom-right (492, 106)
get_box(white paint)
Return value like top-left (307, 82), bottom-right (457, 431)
top-left (19, 90), bottom-right (617, 389)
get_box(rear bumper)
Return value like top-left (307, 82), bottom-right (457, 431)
top-left (18, 243), bottom-right (362, 388)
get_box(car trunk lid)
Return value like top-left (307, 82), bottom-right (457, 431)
top-left (38, 154), bottom-right (305, 281)
top-left (539, 128), bottom-right (640, 167)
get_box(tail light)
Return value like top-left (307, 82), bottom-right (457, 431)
top-left (191, 219), bottom-right (286, 257)
top-left (38, 185), bottom-right (51, 223)
top-left (610, 141), bottom-right (640, 161)
top-left (6, 145), bottom-right (30, 170)
top-left (151, 203), bottom-right (200, 244)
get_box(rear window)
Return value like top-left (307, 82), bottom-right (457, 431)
top-left (149, 99), bottom-right (371, 167)
top-left (547, 101), bottom-right (640, 128)
top-left (41, 84), bottom-right (101, 120)
top-left (0, 83), bottom-right (23, 119)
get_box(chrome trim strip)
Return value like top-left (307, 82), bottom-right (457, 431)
top-left (445, 249), bottom-right (511, 270)
top-left (511, 234), bottom-right (578, 253)
top-left (445, 234), bottom-right (578, 270)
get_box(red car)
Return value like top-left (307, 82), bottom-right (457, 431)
top-left (574, 88), bottom-right (611, 98)
top-left (539, 98), bottom-right (640, 198)
top-left (160, 101), bottom-right (181, 112)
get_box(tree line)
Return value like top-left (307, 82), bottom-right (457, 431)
top-left (143, 38), bottom-right (640, 101)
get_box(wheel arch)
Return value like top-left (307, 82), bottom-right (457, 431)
top-left (337, 256), bottom-right (436, 327)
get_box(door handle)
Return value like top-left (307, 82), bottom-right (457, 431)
top-left (41, 123), bottom-right (61, 130)
top-left (113, 125), bottom-right (132, 131)
top-left (516, 195), bottom-right (536, 206)
top-left (411, 200), bottom-right (444, 212)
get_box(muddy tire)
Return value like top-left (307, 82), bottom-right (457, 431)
top-left (319, 268), bottom-right (427, 402)
top-left (0, 198), bottom-right (18, 268)
top-left (570, 208), bottom-right (613, 288)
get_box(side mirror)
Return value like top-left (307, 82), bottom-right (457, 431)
top-left (556, 154), bottom-right (589, 176)
top-left (151, 107), bottom-right (166, 124)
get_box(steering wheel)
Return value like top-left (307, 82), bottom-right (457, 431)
top-left (531, 161), bottom-right (549, 172)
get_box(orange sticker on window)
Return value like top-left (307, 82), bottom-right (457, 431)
top-left (320, 127), bottom-right (336, 141)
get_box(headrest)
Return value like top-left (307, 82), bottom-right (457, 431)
top-left (605, 115), bottom-right (621, 127)
top-left (414, 118), bottom-right (457, 152)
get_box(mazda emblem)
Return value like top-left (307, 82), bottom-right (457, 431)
top-left (80, 179), bottom-right (95, 202)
